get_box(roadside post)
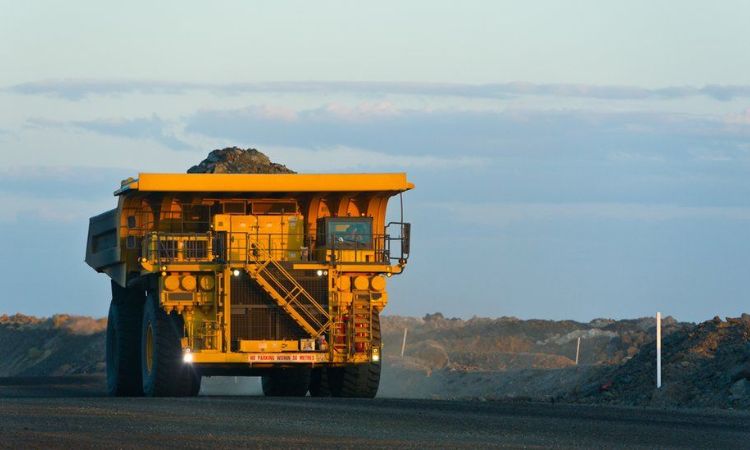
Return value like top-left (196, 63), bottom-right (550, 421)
top-left (575, 337), bottom-right (581, 365)
top-left (401, 327), bottom-right (408, 357)
top-left (656, 312), bottom-right (662, 389)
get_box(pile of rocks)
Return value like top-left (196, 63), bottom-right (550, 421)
top-left (574, 315), bottom-right (750, 409)
top-left (187, 147), bottom-right (295, 174)
top-left (381, 313), bottom-right (687, 372)
top-left (0, 314), bottom-right (105, 376)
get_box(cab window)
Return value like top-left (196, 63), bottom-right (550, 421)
top-left (318, 217), bottom-right (373, 248)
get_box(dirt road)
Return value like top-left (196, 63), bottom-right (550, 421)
top-left (0, 377), bottom-right (747, 448)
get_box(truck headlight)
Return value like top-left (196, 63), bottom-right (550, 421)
top-left (183, 351), bottom-right (193, 363)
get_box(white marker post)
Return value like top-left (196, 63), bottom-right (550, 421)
top-left (656, 311), bottom-right (662, 389)
top-left (575, 337), bottom-right (581, 365)
top-left (401, 327), bottom-right (408, 357)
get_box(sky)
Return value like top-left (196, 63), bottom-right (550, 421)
top-left (1, 1), bottom-right (749, 322)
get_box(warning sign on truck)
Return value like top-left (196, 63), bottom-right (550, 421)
top-left (247, 353), bottom-right (328, 363)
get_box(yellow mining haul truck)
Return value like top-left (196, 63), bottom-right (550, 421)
top-left (86, 173), bottom-right (412, 397)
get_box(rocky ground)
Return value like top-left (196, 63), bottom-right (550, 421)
top-left (571, 314), bottom-right (750, 409)
top-left (381, 313), bottom-right (687, 372)
top-left (380, 313), bottom-right (750, 410)
top-left (0, 314), bottom-right (105, 376)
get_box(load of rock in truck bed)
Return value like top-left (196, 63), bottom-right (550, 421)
top-left (187, 147), bottom-right (296, 174)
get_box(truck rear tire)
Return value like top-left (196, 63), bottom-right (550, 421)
top-left (328, 312), bottom-right (381, 398)
top-left (106, 283), bottom-right (145, 396)
top-left (262, 368), bottom-right (311, 397)
top-left (140, 291), bottom-right (199, 397)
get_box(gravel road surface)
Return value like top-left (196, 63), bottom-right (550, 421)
top-left (0, 377), bottom-right (748, 449)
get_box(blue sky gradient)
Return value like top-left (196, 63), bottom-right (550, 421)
top-left (1, 1), bottom-right (749, 321)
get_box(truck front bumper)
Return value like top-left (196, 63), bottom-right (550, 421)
top-left (185, 351), bottom-right (330, 365)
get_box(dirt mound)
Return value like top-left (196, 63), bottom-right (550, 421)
top-left (187, 147), bottom-right (295, 174)
top-left (381, 313), bottom-right (687, 372)
top-left (379, 313), bottom-right (750, 409)
top-left (378, 313), bottom-right (750, 409)
top-left (0, 314), bottom-right (106, 335)
top-left (574, 315), bottom-right (750, 409)
top-left (0, 314), bottom-right (105, 376)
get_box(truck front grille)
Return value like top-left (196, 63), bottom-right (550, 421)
top-left (230, 271), bottom-right (313, 349)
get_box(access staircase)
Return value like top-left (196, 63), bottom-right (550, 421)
top-left (244, 242), bottom-right (330, 337)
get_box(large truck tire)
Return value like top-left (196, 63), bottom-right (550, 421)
top-left (262, 368), bottom-right (311, 397)
top-left (179, 369), bottom-right (202, 397)
top-left (140, 291), bottom-right (199, 397)
top-left (329, 312), bottom-right (382, 398)
top-left (309, 367), bottom-right (332, 397)
top-left (328, 361), bottom-right (381, 398)
top-left (106, 282), bottom-right (145, 396)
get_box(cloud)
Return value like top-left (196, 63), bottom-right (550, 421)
top-left (12, 103), bottom-right (750, 211)
top-left (725, 108), bottom-right (750, 125)
top-left (0, 165), bottom-right (133, 200)
top-left (8, 79), bottom-right (750, 102)
top-left (26, 115), bottom-right (192, 151)
top-left (264, 145), bottom-right (487, 172)
top-left (432, 202), bottom-right (750, 226)
top-left (0, 164), bottom-right (134, 225)
top-left (8, 79), bottom-right (204, 100)
top-left (0, 128), bottom-right (16, 143)
top-left (184, 104), bottom-right (750, 160)
top-left (0, 192), bottom-right (112, 223)
top-left (607, 151), bottom-right (666, 163)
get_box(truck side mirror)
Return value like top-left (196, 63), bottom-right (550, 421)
top-left (402, 223), bottom-right (411, 256)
